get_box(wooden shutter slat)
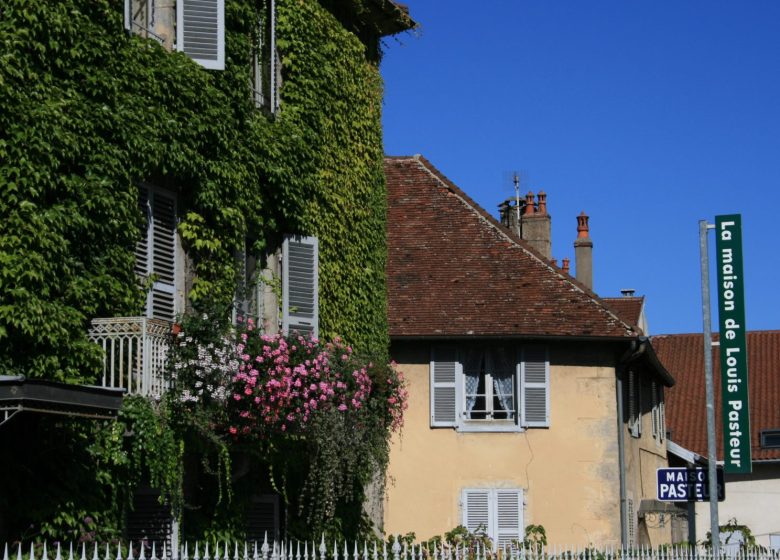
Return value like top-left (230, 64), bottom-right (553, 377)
top-left (463, 490), bottom-right (490, 535)
top-left (496, 490), bottom-right (523, 548)
top-left (177, 0), bottom-right (225, 70)
top-left (521, 346), bottom-right (549, 427)
top-left (282, 235), bottom-right (318, 337)
top-left (431, 347), bottom-right (458, 427)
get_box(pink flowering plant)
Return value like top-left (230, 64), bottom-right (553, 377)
top-left (165, 310), bottom-right (407, 536)
top-left (228, 324), bottom-right (376, 438)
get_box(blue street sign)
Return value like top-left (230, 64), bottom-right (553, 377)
top-left (657, 467), bottom-right (725, 502)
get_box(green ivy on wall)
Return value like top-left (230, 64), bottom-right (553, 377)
top-left (0, 0), bottom-right (406, 543)
top-left (0, 0), bottom-right (393, 383)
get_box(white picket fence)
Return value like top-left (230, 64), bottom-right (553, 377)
top-left (4, 540), bottom-right (780, 560)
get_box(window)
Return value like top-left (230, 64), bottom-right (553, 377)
top-left (135, 186), bottom-right (182, 323)
top-left (124, 0), bottom-right (225, 70)
top-left (177, 0), bottom-right (225, 70)
top-left (251, 0), bottom-right (280, 112)
top-left (431, 345), bottom-right (549, 431)
top-left (462, 488), bottom-right (523, 550)
top-left (627, 369), bottom-right (641, 438)
top-left (124, 0), bottom-right (163, 43)
top-left (761, 430), bottom-right (780, 449)
top-left (282, 235), bottom-right (318, 337)
top-left (651, 380), bottom-right (665, 443)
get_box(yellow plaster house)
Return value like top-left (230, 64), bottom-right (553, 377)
top-left (383, 156), bottom-right (675, 547)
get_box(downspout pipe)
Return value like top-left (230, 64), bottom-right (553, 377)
top-left (616, 339), bottom-right (639, 547)
top-left (616, 363), bottom-right (628, 546)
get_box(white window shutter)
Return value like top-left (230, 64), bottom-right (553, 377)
top-left (430, 347), bottom-right (458, 427)
top-left (462, 490), bottom-right (491, 537)
top-left (520, 346), bottom-right (549, 427)
top-left (282, 235), bottom-right (318, 338)
top-left (495, 490), bottom-right (523, 549)
top-left (136, 186), bottom-right (179, 323)
top-left (177, 0), bottom-right (225, 70)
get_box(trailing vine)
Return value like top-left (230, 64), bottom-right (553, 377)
top-left (0, 0), bottom-right (411, 543)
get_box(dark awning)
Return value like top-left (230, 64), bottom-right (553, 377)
top-left (0, 375), bottom-right (124, 427)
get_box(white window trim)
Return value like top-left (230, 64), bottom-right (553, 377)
top-left (461, 488), bottom-right (524, 550)
top-left (430, 345), bottom-right (549, 433)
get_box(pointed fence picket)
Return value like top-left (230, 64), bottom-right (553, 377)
top-left (3, 540), bottom-right (780, 560)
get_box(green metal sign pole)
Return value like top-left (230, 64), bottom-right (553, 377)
top-left (714, 214), bottom-right (752, 474)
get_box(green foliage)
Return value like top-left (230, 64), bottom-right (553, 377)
top-left (523, 524), bottom-right (548, 547)
top-left (0, 0), bottom-right (390, 379)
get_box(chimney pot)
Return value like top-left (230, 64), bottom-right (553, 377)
top-left (577, 211), bottom-right (590, 238)
top-left (537, 191), bottom-right (547, 215)
top-left (524, 191), bottom-right (535, 215)
top-left (562, 257), bottom-right (570, 274)
top-left (621, 289), bottom-right (636, 297)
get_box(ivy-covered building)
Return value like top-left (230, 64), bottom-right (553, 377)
top-left (0, 0), bottom-right (413, 545)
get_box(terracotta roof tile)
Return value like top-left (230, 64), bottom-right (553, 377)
top-left (653, 331), bottom-right (780, 462)
top-left (603, 296), bottom-right (645, 332)
top-left (385, 155), bottom-right (638, 339)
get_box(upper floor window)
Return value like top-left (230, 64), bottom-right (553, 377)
top-left (627, 369), bottom-right (642, 438)
top-left (651, 380), bottom-right (665, 444)
top-left (251, 0), bottom-right (280, 112)
top-left (124, 0), bottom-right (225, 70)
top-left (282, 235), bottom-right (318, 338)
top-left (431, 345), bottom-right (549, 432)
top-left (761, 429), bottom-right (780, 449)
top-left (135, 185), bottom-right (182, 323)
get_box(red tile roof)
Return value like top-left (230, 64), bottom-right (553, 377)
top-left (385, 155), bottom-right (638, 339)
top-left (653, 331), bottom-right (780, 462)
top-left (603, 296), bottom-right (645, 333)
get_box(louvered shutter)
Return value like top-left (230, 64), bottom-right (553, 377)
top-left (245, 494), bottom-right (279, 542)
top-left (463, 490), bottom-right (491, 537)
top-left (495, 490), bottom-right (523, 549)
top-left (651, 380), bottom-right (659, 438)
top-left (282, 235), bottom-right (318, 338)
top-left (177, 0), bottom-right (225, 70)
top-left (430, 347), bottom-right (458, 427)
top-left (136, 187), bottom-right (178, 323)
top-left (628, 370), bottom-right (642, 437)
top-left (520, 346), bottom-right (549, 427)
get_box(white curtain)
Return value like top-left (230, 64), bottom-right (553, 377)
top-left (491, 347), bottom-right (515, 415)
top-left (463, 347), bottom-right (483, 415)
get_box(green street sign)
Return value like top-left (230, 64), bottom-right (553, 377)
top-left (715, 214), bottom-right (751, 474)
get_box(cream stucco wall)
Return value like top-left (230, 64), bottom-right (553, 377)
top-left (385, 342), bottom-right (623, 545)
top-left (623, 374), bottom-right (672, 546)
top-left (693, 463), bottom-right (780, 548)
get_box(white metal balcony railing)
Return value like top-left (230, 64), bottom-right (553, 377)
top-left (88, 317), bottom-right (171, 396)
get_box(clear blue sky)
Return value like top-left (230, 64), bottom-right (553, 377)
top-left (380, 1), bottom-right (780, 335)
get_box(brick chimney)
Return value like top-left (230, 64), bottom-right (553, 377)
top-left (520, 191), bottom-right (552, 259)
top-left (574, 211), bottom-right (593, 290)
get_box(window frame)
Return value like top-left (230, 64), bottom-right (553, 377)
top-left (430, 344), bottom-right (549, 433)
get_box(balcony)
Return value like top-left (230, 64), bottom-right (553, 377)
top-left (88, 317), bottom-right (171, 397)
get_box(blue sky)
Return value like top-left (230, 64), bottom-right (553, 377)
top-left (380, 1), bottom-right (780, 335)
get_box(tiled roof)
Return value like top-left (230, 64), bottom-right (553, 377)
top-left (653, 331), bottom-right (780, 462)
top-left (603, 296), bottom-right (645, 332)
top-left (385, 155), bottom-right (637, 339)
